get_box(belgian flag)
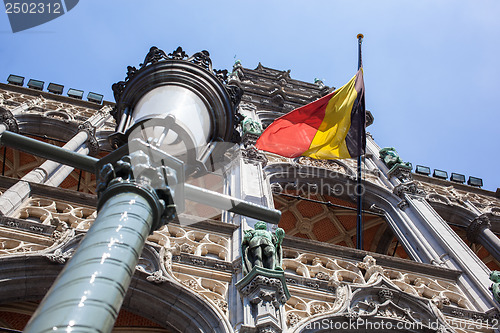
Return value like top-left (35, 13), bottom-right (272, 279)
top-left (255, 69), bottom-right (365, 159)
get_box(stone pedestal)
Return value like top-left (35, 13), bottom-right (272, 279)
top-left (236, 267), bottom-right (290, 333)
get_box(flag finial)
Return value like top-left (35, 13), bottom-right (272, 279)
top-left (357, 33), bottom-right (364, 40)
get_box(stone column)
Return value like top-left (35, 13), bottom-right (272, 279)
top-left (403, 193), bottom-right (495, 310)
top-left (44, 144), bottom-right (89, 187)
top-left (467, 214), bottom-right (500, 263)
top-left (231, 130), bottom-right (275, 331)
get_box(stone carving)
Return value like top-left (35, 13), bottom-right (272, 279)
top-left (426, 193), bottom-right (452, 206)
top-left (188, 50), bottom-right (212, 71)
top-left (378, 288), bottom-right (394, 302)
top-left (241, 131), bottom-right (260, 148)
top-left (348, 280), bottom-right (453, 331)
top-left (416, 180), bottom-right (500, 215)
top-left (0, 106), bottom-right (19, 132)
top-left (50, 218), bottom-right (71, 244)
top-left (77, 121), bottom-right (99, 156)
top-left (242, 221), bottom-right (285, 275)
top-left (296, 156), bottom-right (353, 176)
top-left (150, 224), bottom-right (230, 262)
top-left (45, 248), bottom-right (73, 264)
top-left (397, 200), bottom-right (409, 210)
top-left (489, 206), bottom-right (500, 217)
top-left (357, 255), bottom-right (384, 282)
top-left (175, 272), bottom-right (229, 317)
top-left (432, 294), bottom-right (451, 309)
top-left (282, 251), bottom-right (472, 312)
top-left (467, 214), bottom-right (491, 244)
top-left (168, 46), bottom-right (188, 60)
top-left (146, 270), bottom-right (169, 284)
top-left (237, 267), bottom-right (290, 333)
top-left (181, 278), bottom-right (198, 290)
top-left (239, 274), bottom-right (289, 305)
top-left (388, 165), bottom-right (413, 183)
top-left (393, 181), bottom-right (425, 198)
top-left (161, 242), bottom-right (180, 276)
top-left (242, 146), bottom-right (268, 166)
top-left (180, 243), bottom-right (195, 254)
top-left (259, 326), bottom-right (279, 333)
top-left (17, 197), bottom-right (97, 231)
top-left (0, 237), bottom-right (47, 255)
top-left (286, 312), bottom-right (301, 327)
top-left (212, 297), bottom-right (228, 314)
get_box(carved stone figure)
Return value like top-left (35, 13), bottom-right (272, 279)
top-left (379, 147), bottom-right (412, 170)
top-left (242, 221), bottom-right (284, 275)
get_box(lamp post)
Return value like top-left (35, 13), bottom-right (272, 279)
top-left (9, 46), bottom-right (281, 332)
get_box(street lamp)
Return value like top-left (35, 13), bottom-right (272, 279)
top-left (109, 46), bottom-right (242, 173)
top-left (9, 46), bottom-right (280, 333)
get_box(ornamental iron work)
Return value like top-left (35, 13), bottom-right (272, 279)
top-left (110, 46), bottom-right (244, 148)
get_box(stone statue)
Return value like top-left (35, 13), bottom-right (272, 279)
top-left (379, 147), bottom-right (412, 170)
top-left (241, 117), bottom-right (263, 136)
top-left (490, 271), bottom-right (500, 303)
top-left (242, 221), bottom-right (284, 275)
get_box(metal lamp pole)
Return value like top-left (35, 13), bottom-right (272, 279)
top-left (0, 46), bottom-right (281, 333)
top-left (23, 169), bottom-right (166, 332)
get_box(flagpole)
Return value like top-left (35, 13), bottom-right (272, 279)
top-left (356, 33), bottom-right (364, 250)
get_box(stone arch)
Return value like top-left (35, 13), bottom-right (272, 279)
top-left (290, 277), bottom-right (452, 333)
top-left (0, 254), bottom-right (232, 333)
top-left (264, 162), bottom-right (423, 261)
top-left (16, 113), bottom-right (79, 142)
top-left (427, 199), bottom-right (476, 228)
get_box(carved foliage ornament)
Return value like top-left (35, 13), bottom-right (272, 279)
top-left (0, 106), bottom-right (19, 132)
top-left (240, 275), bottom-right (289, 305)
top-left (242, 147), bottom-right (268, 166)
top-left (77, 121), bottom-right (99, 156)
top-left (45, 248), bottom-right (74, 264)
top-left (393, 181), bottom-right (426, 198)
top-left (349, 282), bottom-right (450, 332)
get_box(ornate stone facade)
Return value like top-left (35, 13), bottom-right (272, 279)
top-left (0, 57), bottom-right (499, 332)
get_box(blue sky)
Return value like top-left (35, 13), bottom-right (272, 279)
top-left (1, 0), bottom-right (498, 192)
